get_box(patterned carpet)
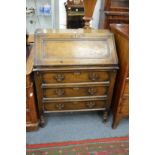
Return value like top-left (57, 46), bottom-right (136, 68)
top-left (27, 136), bottom-right (129, 155)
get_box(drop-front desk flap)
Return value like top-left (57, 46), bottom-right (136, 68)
top-left (34, 29), bottom-right (118, 67)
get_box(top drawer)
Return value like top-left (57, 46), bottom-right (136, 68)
top-left (41, 70), bottom-right (111, 84)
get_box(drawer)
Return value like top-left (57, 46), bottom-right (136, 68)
top-left (123, 81), bottom-right (129, 94)
top-left (43, 85), bottom-right (108, 98)
top-left (119, 98), bottom-right (129, 114)
top-left (44, 100), bottom-right (107, 112)
top-left (41, 70), bottom-right (110, 84)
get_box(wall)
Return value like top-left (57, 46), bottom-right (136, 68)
top-left (91, 0), bottom-right (102, 29)
top-left (59, 0), bottom-right (67, 29)
top-left (26, 0), bottom-right (57, 33)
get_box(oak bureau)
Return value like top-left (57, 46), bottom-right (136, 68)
top-left (33, 29), bottom-right (118, 126)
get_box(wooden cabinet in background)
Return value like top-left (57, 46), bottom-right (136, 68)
top-left (64, 0), bottom-right (84, 28)
top-left (99, 0), bottom-right (129, 29)
top-left (33, 29), bottom-right (118, 126)
top-left (110, 24), bottom-right (129, 129)
top-left (26, 46), bottom-right (39, 131)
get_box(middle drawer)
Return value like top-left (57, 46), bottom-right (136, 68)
top-left (43, 85), bottom-right (109, 98)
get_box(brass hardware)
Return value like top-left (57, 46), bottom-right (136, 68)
top-left (55, 89), bottom-right (65, 97)
top-left (86, 101), bottom-right (96, 108)
top-left (54, 74), bottom-right (65, 82)
top-left (56, 103), bottom-right (65, 110)
top-left (88, 87), bottom-right (96, 95)
top-left (89, 72), bottom-right (99, 81)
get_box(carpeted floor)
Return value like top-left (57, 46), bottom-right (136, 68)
top-left (26, 111), bottom-right (129, 144)
top-left (27, 137), bottom-right (129, 155)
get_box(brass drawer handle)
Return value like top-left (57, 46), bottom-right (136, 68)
top-left (55, 89), bottom-right (65, 97)
top-left (54, 74), bottom-right (65, 82)
top-left (88, 88), bottom-right (97, 95)
top-left (86, 101), bottom-right (96, 108)
top-left (89, 73), bottom-right (99, 81)
top-left (56, 103), bottom-right (65, 110)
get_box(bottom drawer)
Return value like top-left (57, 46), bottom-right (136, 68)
top-left (44, 100), bottom-right (107, 112)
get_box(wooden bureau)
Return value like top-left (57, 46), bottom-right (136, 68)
top-left (33, 29), bottom-right (118, 126)
top-left (110, 24), bottom-right (129, 129)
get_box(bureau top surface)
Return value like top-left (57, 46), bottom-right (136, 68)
top-left (34, 29), bottom-right (118, 67)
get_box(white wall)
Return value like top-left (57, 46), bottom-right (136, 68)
top-left (59, 0), bottom-right (67, 29)
top-left (91, 0), bottom-right (102, 29)
top-left (26, 0), bottom-right (58, 33)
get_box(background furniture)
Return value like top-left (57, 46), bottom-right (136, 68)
top-left (33, 29), bottom-right (118, 126)
top-left (83, 0), bottom-right (97, 29)
top-left (26, 44), bottom-right (39, 131)
top-left (64, 0), bottom-right (84, 28)
top-left (99, 0), bottom-right (129, 29)
top-left (110, 24), bottom-right (129, 129)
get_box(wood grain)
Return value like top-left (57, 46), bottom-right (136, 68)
top-left (33, 29), bottom-right (118, 66)
top-left (99, 0), bottom-right (129, 29)
top-left (26, 46), bottom-right (39, 131)
top-left (33, 29), bottom-right (118, 126)
top-left (110, 24), bottom-right (129, 129)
